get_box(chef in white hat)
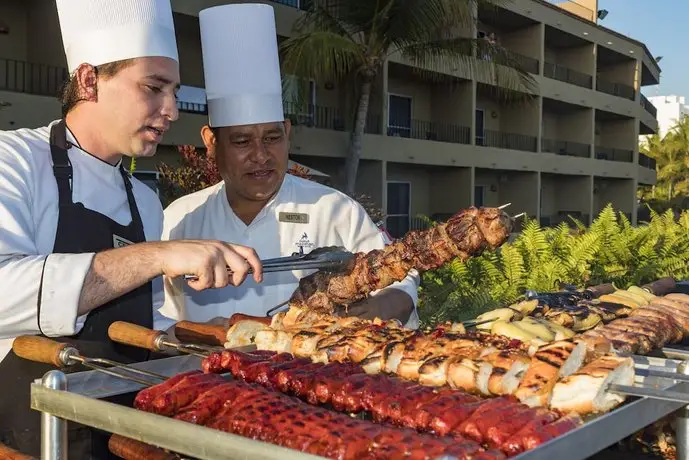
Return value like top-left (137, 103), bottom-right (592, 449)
top-left (159, 3), bottom-right (420, 330)
top-left (0, 1), bottom-right (262, 456)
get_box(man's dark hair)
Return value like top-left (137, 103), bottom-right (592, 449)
top-left (59, 59), bottom-right (135, 116)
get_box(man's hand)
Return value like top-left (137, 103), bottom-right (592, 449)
top-left (158, 240), bottom-right (263, 290)
top-left (335, 289), bottom-right (414, 325)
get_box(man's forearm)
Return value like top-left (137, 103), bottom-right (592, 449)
top-left (340, 289), bottom-right (414, 324)
top-left (77, 242), bottom-right (164, 315)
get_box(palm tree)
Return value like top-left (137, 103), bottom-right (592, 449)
top-left (641, 116), bottom-right (689, 200)
top-left (280, 0), bottom-right (537, 194)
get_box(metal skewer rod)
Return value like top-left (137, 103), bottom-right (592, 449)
top-left (513, 212), bottom-right (526, 219)
top-left (498, 203), bottom-right (512, 210)
top-left (609, 384), bottom-right (689, 405)
top-left (11, 336), bottom-right (164, 387)
top-left (633, 367), bottom-right (689, 383)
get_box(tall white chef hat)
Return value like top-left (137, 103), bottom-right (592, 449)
top-left (199, 3), bottom-right (284, 128)
top-left (56, 0), bottom-right (179, 74)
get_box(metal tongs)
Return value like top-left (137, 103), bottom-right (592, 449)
top-left (183, 246), bottom-right (355, 281)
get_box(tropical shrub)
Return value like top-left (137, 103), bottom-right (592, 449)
top-left (418, 205), bottom-right (689, 326)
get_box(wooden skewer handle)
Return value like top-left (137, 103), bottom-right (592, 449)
top-left (108, 322), bottom-right (164, 351)
top-left (11, 336), bottom-right (71, 367)
top-left (108, 434), bottom-right (179, 460)
top-left (0, 442), bottom-right (36, 460)
top-left (642, 277), bottom-right (677, 296)
top-left (174, 321), bottom-right (227, 346)
top-left (227, 313), bottom-right (271, 328)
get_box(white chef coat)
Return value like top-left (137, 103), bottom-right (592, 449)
top-left (0, 120), bottom-right (174, 362)
top-left (159, 174), bottom-right (421, 329)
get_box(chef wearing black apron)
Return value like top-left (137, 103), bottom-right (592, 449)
top-left (0, 120), bottom-right (154, 458)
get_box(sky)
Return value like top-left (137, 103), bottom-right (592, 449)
top-left (597, 0), bottom-right (684, 98)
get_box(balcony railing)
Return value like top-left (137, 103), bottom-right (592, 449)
top-left (640, 93), bottom-right (658, 118)
top-left (543, 62), bottom-right (593, 89)
top-left (479, 130), bottom-right (537, 152)
top-left (387, 119), bottom-right (471, 145)
top-left (506, 51), bottom-right (540, 75)
top-left (595, 146), bottom-right (634, 163)
top-left (638, 152), bottom-right (657, 170)
top-left (270, 0), bottom-right (312, 10)
top-left (285, 102), bottom-right (346, 131)
top-left (541, 139), bottom-right (591, 158)
top-left (596, 78), bottom-right (635, 101)
top-left (365, 113), bottom-right (382, 135)
top-left (0, 58), bottom-right (68, 97)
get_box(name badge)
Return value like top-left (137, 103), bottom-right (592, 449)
top-left (279, 212), bottom-right (309, 224)
top-left (113, 234), bottom-right (135, 248)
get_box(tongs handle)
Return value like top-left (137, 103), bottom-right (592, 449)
top-left (108, 322), bottom-right (165, 352)
top-left (12, 336), bottom-right (73, 367)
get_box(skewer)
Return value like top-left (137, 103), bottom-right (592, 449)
top-left (498, 203), bottom-right (512, 210)
top-left (608, 384), bottom-right (689, 404)
top-left (11, 336), bottom-right (166, 387)
top-left (513, 212), bottom-right (526, 219)
top-left (109, 322), bottom-right (221, 357)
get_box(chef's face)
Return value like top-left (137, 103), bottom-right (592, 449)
top-left (202, 120), bottom-right (291, 203)
top-left (94, 57), bottom-right (180, 157)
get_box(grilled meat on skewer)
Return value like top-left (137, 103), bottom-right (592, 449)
top-left (136, 367), bottom-right (511, 459)
top-left (289, 206), bottom-right (513, 315)
top-left (193, 349), bottom-right (583, 456)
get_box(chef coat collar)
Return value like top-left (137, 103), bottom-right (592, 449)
top-left (221, 173), bottom-right (293, 229)
top-left (48, 119), bottom-right (126, 180)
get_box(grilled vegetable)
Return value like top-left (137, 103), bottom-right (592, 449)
top-left (475, 308), bottom-right (519, 330)
top-left (513, 319), bottom-right (555, 342)
top-left (491, 321), bottom-right (539, 343)
top-left (598, 294), bottom-right (642, 309)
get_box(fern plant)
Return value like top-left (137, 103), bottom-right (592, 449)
top-left (418, 204), bottom-right (689, 327)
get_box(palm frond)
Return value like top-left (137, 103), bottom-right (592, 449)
top-left (280, 31), bottom-right (363, 82)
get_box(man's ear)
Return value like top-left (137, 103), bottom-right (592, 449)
top-left (200, 125), bottom-right (216, 159)
top-left (74, 63), bottom-right (99, 102)
top-left (283, 118), bottom-right (292, 138)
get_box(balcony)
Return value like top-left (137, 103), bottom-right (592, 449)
top-left (544, 62), bottom-right (593, 89)
top-left (285, 103), bottom-right (346, 131)
top-left (270, 0), bottom-right (311, 10)
top-left (638, 152), bottom-right (656, 170)
top-left (596, 78), bottom-right (635, 101)
top-left (388, 119), bottom-right (471, 145)
top-left (0, 58), bottom-right (68, 97)
top-left (479, 130), bottom-right (537, 152)
top-left (595, 146), bottom-right (633, 163)
top-left (505, 51), bottom-right (539, 75)
top-left (541, 139), bottom-right (591, 158)
top-left (640, 94), bottom-right (658, 118)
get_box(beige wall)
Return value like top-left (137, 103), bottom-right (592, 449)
top-left (175, 13), bottom-right (204, 87)
top-left (595, 117), bottom-right (635, 149)
top-left (0, 0), bottom-right (28, 62)
top-left (545, 44), bottom-right (595, 76)
top-left (476, 94), bottom-right (541, 136)
top-left (476, 170), bottom-right (539, 217)
top-left (597, 59), bottom-right (636, 88)
top-left (541, 174), bottom-right (592, 219)
top-left (503, 25), bottom-right (542, 60)
top-left (386, 163), bottom-right (430, 218)
top-left (593, 177), bottom-right (635, 216)
top-left (387, 77), bottom-right (431, 123)
top-left (430, 81), bottom-right (473, 127)
top-left (429, 167), bottom-right (473, 215)
top-left (542, 106), bottom-right (593, 144)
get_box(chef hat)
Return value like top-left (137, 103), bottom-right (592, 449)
top-left (200, 4), bottom-right (284, 128)
top-left (56, 0), bottom-right (179, 73)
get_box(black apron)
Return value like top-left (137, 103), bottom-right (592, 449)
top-left (0, 120), bottom-right (153, 458)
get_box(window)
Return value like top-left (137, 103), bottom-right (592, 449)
top-left (284, 74), bottom-right (316, 126)
top-left (475, 109), bottom-right (485, 146)
top-left (388, 94), bottom-right (412, 138)
top-left (474, 185), bottom-right (485, 207)
top-left (386, 181), bottom-right (411, 238)
top-left (133, 171), bottom-right (161, 198)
